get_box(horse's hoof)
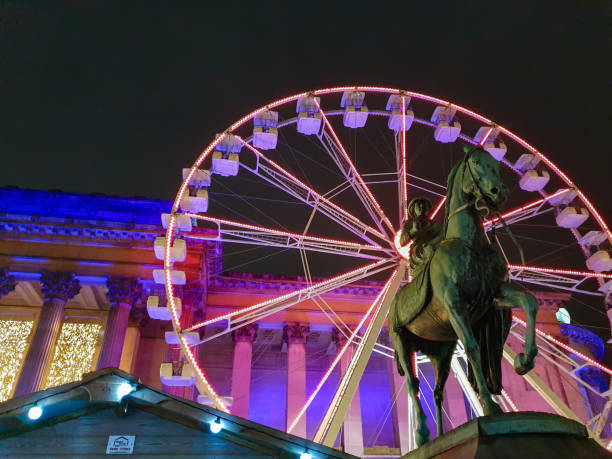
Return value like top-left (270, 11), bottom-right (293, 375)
top-left (514, 352), bottom-right (534, 375)
top-left (484, 400), bottom-right (503, 416)
top-left (416, 429), bottom-right (430, 446)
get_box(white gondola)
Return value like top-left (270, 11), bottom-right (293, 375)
top-left (386, 94), bottom-right (414, 131)
top-left (212, 152), bottom-right (240, 177)
top-left (431, 106), bottom-right (461, 143)
top-left (548, 188), bottom-right (577, 206)
top-left (253, 110), bottom-right (278, 150)
top-left (215, 133), bottom-right (242, 153)
top-left (599, 279), bottom-right (612, 294)
top-left (341, 91), bottom-right (368, 128)
top-left (555, 206), bottom-right (589, 228)
top-left (586, 250), bottom-right (612, 273)
top-left (473, 126), bottom-right (500, 144)
top-left (483, 140), bottom-right (507, 161)
top-left (161, 213), bottom-right (192, 232)
top-left (296, 95), bottom-right (322, 135)
top-left (146, 295), bottom-right (182, 321)
top-left (519, 170), bottom-right (550, 192)
top-left (514, 153), bottom-right (540, 172)
top-left (154, 237), bottom-right (186, 262)
top-left (180, 189), bottom-right (209, 213)
top-left (160, 361), bottom-right (195, 386)
top-left (153, 269), bottom-right (186, 285)
top-left (578, 230), bottom-right (607, 246)
top-left (165, 331), bottom-right (200, 346)
top-left (182, 168), bottom-right (211, 188)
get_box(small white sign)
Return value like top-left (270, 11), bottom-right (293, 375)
top-left (106, 435), bottom-right (135, 455)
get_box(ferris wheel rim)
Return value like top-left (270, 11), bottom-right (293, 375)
top-left (162, 86), bottom-right (612, 421)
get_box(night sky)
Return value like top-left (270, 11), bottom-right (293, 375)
top-left (2, 2), bottom-right (611, 338)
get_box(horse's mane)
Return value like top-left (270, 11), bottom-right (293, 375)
top-left (441, 159), bottom-right (465, 237)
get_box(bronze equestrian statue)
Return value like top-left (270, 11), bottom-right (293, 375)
top-left (389, 145), bottom-right (539, 445)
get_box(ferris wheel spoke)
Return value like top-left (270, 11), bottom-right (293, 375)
top-left (313, 264), bottom-right (405, 446)
top-left (314, 101), bottom-right (395, 238)
top-left (483, 188), bottom-right (575, 230)
top-left (237, 137), bottom-right (389, 247)
top-left (182, 212), bottom-right (388, 260)
top-left (395, 96), bottom-right (409, 223)
top-left (183, 258), bottom-right (396, 335)
top-left (508, 264), bottom-right (612, 296)
top-left (287, 269), bottom-right (399, 434)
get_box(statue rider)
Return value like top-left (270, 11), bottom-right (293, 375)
top-left (399, 197), bottom-right (442, 273)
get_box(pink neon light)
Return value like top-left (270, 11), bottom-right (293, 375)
top-left (430, 197), bottom-right (447, 220)
top-left (401, 96), bottom-right (408, 221)
top-left (508, 264), bottom-right (612, 280)
top-left (501, 389), bottom-right (518, 412)
top-left (314, 98), bottom-right (395, 234)
top-left (482, 189), bottom-right (571, 227)
top-left (239, 139), bottom-right (387, 241)
top-left (187, 259), bottom-right (391, 332)
top-left (183, 212), bottom-right (384, 250)
top-left (513, 317), bottom-right (612, 377)
top-left (287, 272), bottom-right (396, 433)
top-left (164, 214), bottom-right (229, 413)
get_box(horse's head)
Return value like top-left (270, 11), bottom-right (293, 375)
top-left (462, 145), bottom-right (508, 210)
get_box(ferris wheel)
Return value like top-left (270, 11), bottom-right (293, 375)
top-left (154, 86), bottom-right (612, 450)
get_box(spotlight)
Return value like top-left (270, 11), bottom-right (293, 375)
top-left (117, 382), bottom-right (134, 399)
top-left (210, 417), bottom-right (223, 434)
top-left (27, 405), bottom-right (42, 420)
top-left (299, 452), bottom-right (312, 459)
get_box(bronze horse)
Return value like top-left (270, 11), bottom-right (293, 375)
top-left (389, 146), bottom-right (539, 445)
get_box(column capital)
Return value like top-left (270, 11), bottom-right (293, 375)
top-left (40, 271), bottom-right (80, 302)
top-left (0, 268), bottom-right (16, 298)
top-left (232, 323), bottom-right (258, 343)
top-left (183, 285), bottom-right (205, 310)
top-left (332, 327), bottom-right (350, 349)
top-left (106, 276), bottom-right (141, 306)
top-left (283, 322), bottom-right (310, 345)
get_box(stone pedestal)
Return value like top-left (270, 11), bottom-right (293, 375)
top-left (333, 328), bottom-right (364, 457)
top-left (97, 277), bottom-right (141, 370)
top-left (14, 271), bottom-right (80, 397)
top-left (231, 323), bottom-right (258, 419)
top-left (402, 412), bottom-right (609, 459)
top-left (284, 322), bottom-right (309, 437)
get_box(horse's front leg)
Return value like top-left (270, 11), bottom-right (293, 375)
top-left (495, 283), bottom-right (539, 374)
top-left (443, 290), bottom-right (502, 416)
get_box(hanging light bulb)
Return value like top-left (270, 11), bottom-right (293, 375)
top-left (27, 405), bottom-right (43, 420)
top-left (210, 417), bottom-right (223, 434)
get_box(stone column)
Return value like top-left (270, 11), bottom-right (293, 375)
top-left (0, 268), bottom-right (17, 298)
top-left (332, 328), bottom-right (364, 457)
top-left (14, 271), bottom-right (80, 397)
top-left (382, 331), bottom-right (411, 455)
top-left (231, 323), bottom-right (258, 419)
top-left (443, 367), bottom-right (469, 429)
top-left (284, 322), bottom-right (309, 437)
top-left (97, 277), bottom-right (141, 370)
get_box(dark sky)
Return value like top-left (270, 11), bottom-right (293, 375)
top-left (2, 2), bottom-right (612, 338)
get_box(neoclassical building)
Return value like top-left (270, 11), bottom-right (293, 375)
top-left (0, 186), bottom-right (607, 456)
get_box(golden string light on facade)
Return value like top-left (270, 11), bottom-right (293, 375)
top-left (44, 322), bottom-right (102, 389)
top-left (0, 320), bottom-right (34, 402)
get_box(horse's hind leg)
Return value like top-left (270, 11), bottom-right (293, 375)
top-left (444, 294), bottom-right (502, 415)
top-left (390, 329), bottom-right (430, 446)
top-left (495, 283), bottom-right (539, 374)
top-left (426, 341), bottom-right (456, 437)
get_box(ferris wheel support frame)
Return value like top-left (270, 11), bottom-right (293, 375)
top-left (314, 264), bottom-right (405, 446)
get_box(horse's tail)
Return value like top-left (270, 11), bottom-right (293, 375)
top-left (468, 308), bottom-right (511, 394)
